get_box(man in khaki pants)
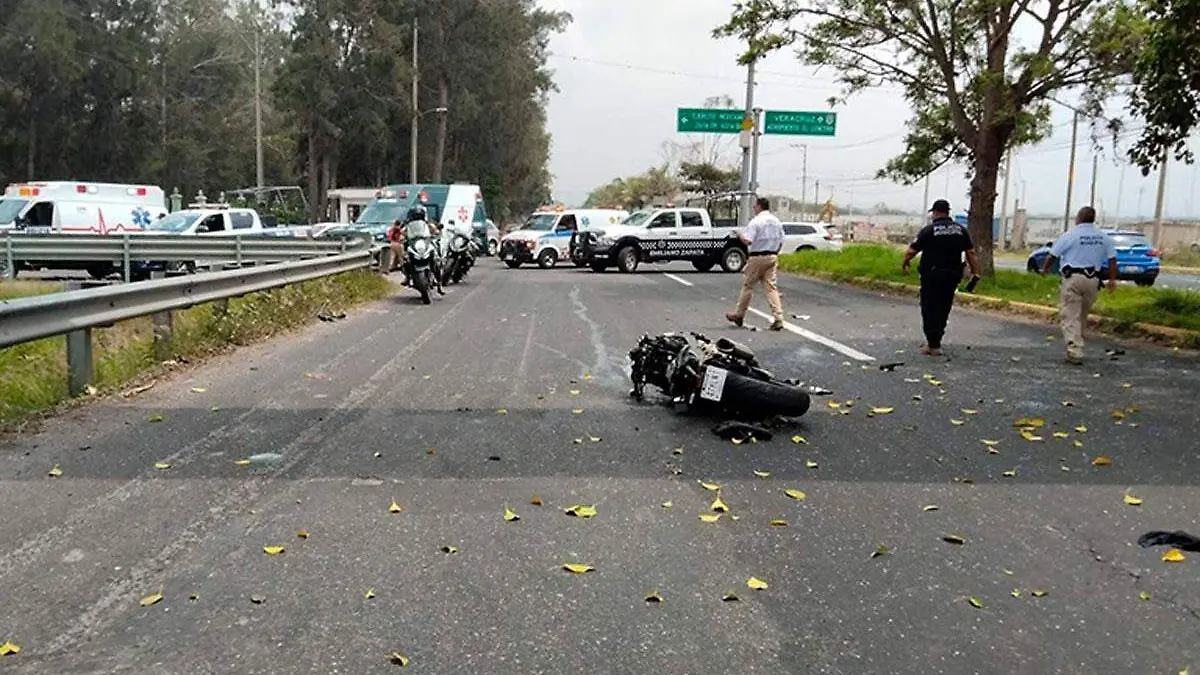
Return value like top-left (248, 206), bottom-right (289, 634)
top-left (1041, 206), bottom-right (1117, 365)
top-left (726, 197), bottom-right (785, 331)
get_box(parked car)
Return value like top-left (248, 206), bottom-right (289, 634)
top-left (783, 222), bottom-right (843, 252)
top-left (1026, 230), bottom-right (1160, 286)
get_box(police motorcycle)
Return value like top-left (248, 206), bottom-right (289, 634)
top-left (401, 207), bottom-right (444, 305)
top-left (440, 219), bottom-right (479, 286)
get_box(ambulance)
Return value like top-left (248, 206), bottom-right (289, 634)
top-left (499, 207), bottom-right (629, 269)
top-left (326, 183), bottom-right (490, 244)
top-left (0, 181), bottom-right (167, 234)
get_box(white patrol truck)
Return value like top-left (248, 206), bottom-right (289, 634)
top-left (0, 181), bottom-right (166, 234)
top-left (499, 208), bottom-right (628, 269)
top-left (571, 207), bottom-right (748, 274)
top-left (143, 204), bottom-right (268, 236)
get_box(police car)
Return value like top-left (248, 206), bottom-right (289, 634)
top-left (499, 207), bottom-right (628, 269)
top-left (571, 207), bottom-right (748, 273)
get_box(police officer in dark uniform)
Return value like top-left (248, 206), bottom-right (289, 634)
top-left (901, 199), bottom-right (981, 356)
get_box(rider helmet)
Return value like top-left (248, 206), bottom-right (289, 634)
top-left (406, 205), bottom-right (428, 223)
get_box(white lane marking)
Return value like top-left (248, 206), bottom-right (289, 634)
top-left (746, 308), bottom-right (876, 362)
top-left (663, 273), bottom-right (694, 287)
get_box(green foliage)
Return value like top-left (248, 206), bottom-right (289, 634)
top-left (779, 245), bottom-right (1200, 332)
top-left (583, 166), bottom-right (680, 209)
top-left (0, 271), bottom-right (388, 427)
top-left (678, 162), bottom-right (741, 196)
top-left (1128, 0), bottom-right (1200, 175)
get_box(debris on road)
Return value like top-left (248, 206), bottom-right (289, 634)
top-left (1138, 530), bottom-right (1200, 552)
top-left (712, 420), bottom-right (773, 443)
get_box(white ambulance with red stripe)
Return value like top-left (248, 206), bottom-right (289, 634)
top-left (0, 181), bottom-right (167, 235)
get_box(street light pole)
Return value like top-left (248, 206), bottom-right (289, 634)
top-left (254, 28), bottom-right (264, 199)
top-left (1063, 110), bottom-right (1079, 231)
top-left (738, 57), bottom-right (757, 227)
top-left (1153, 147), bottom-right (1168, 246)
top-left (410, 19), bottom-right (420, 185)
top-left (791, 143), bottom-right (808, 220)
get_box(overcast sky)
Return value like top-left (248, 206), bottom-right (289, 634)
top-left (538, 0), bottom-right (1200, 220)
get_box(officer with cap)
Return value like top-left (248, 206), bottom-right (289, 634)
top-left (901, 199), bottom-right (981, 356)
top-left (1040, 206), bottom-right (1116, 365)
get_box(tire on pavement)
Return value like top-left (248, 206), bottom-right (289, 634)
top-left (720, 246), bottom-right (747, 273)
top-left (616, 245), bottom-right (640, 273)
top-left (719, 370), bottom-right (811, 418)
top-left (537, 249), bottom-right (558, 269)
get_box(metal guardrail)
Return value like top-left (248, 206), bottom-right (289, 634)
top-left (1, 232), bottom-right (372, 280)
top-left (0, 250), bottom-right (374, 395)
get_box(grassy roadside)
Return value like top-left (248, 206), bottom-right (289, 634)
top-left (0, 270), bottom-right (390, 427)
top-left (0, 280), bottom-right (63, 300)
top-left (778, 245), bottom-right (1200, 334)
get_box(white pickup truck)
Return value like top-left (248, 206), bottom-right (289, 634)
top-left (144, 206), bottom-right (268, 236)
top-left (570, 207), bottom-right (748, 273)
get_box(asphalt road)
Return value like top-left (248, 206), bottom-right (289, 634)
top-left (994, 258), bottom-right (1200, 291)
top-left (1, 260), bottom-right (1198, 674)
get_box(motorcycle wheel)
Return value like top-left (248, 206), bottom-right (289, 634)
top-left (719, 371), bottom-right (811, 418)
top-left (413, 268), bottom-right (431, 304)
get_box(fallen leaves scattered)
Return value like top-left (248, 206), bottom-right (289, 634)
top-left (1002, 469), bottom-right (1018, 478)
top-left (233, 459), bottom-right (251, 466)
top-left (746, 577), bottom-right (768, 590)
top-left (139, 592), bottom-right (164, 607)
top-left (922, 505), bottom-right (939, 512)
top-left (496, 409), bottom-right (508, 415)
top-left (968, 596), bottom-right (985, 609)
top-left (389, 501), bottom-right (403, 514)
top-left (1052, 432), bottom-right (1070, 439)
top-left (961, 409), bottom-right (979, 416)
top-left (644, 591), bottom-right (664, 603)
top-left (871, 407), bottom-right (895, 415)
top-left (673, 447), bottom-right (684, 455)
top-left (711, 497), bottom-right (729, 513)
top-left (1140, 591), bottom-right (1152, 601)
top-left (1162, 548), bottom-right (1187, 563)
top-left (791, 435), bottom-right (808, 444)
top-left (942, 534), bottom-right (966, 545)
top-left (503, 507), bottom-right (520, 522)
top-left (1123, 492), bottom-right (1144, 506)
top-left (387, 652), bottom-right (410, 667)
top-left (661, 501), bottom-right (673, 508)
top-left (769, 519), bottom-right (788, 527)
top-left (1075, 425), bottom-right (1088, 433)
top-left (441, 545), bottom-right (459, 555)
top-left (1, 641), bottom-right (21, 656)
top-left (784, 489), bottom-right (807, 501)
top-left (827, 401), bottom-right (840, 409)
top-left (698, 513), bottom-right (722, 523)
top-left (263, 546), bottom-right (285, 555)
top-left (571, 409), bottom-right (584, 415)
top-left (722, 592), bottom-right (740, 602)
top-left (148, 415), bottom-right (165, 423)
top-left (530, 495), bottom-right (543, 506)
top-left (47, 465), bottom-right (63, 478)
top-left (754, 470), bottom-right (771, 478)
top-left (1014, 417), bottom-right (1046, 428)
top-left (871, 544), bottom-right (894, 559)
top-left (1031, 590), bottom-right (1048, 598)
top-left (1091, 456), bottom-right (1113, 466)
top-left (805, 460), bottom-right (819, 469)
top-left (154, 462), bottom-right (171, 470)
top-left (981, 440), bottom-right (1000, 447)
top-left (296, 530), bottom-right (310, 539)
top-left (700, 482), bottom-right (722, 491)
top-left (364, 589), bottom-right (376, 600)
top-left (565, 504), bottom-right (598, 519)
top-left (562, 563), bottom-right (595, 574)
top-left (950, 419), bottom-right (965, 426)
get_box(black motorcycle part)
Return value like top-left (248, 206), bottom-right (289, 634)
top-left (718, 369), bottom-right (811, 418)
top-left (714, 338), bottom-right (757, 365)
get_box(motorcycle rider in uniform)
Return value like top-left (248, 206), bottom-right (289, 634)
top-left (396, 205), bottom-right (445, 294)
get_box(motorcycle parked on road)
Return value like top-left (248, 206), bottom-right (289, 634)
top-left (629, 331), bottom-right (810, 419)
top-left (404, 221), bottom-right (443, 305)
top-left (441, 228), bottom-right (478, 286)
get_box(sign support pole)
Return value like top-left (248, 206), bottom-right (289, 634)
top-left (738, 58), bottom-right (756, 228)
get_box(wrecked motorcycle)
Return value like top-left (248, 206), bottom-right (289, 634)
top-left (629, 332), bottom-right (810, 418)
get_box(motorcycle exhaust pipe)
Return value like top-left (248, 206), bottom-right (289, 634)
top-left (714, 338), bottom-right (755, 363)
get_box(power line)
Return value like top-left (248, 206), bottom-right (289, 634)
top-left (547, 53), bottom-right (858, 92)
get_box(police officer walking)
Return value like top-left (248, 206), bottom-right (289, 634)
top-left (726, 197), bottom-right (786, 331)
top-left (901, 199), bottom-right (981, 356)
top-left (1040, 206), bottom-right (1116, 365)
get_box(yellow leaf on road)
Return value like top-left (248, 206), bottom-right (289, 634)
top-left (47, 465), bottom-right (63, 478)
top-left (1014, 417), bottom-right (1046, 428)
top-left (1163, 548), bottom-right (1187, 563)
top-left (661, 501), bottom-right (673, 508)
top-left (588, 435), bottom-right (601, 443)
top-left (565, 504), bottom-right (598, 519)
top-left (562, 563), bottom-right (595, 574)
top-left (1002, 469), bottom-right (1017, 477)
top-left (1031, 590), bottom-right (1048, 597)
top-left (389, 501), bottom-right (403, 514)
top-left (1053, 432), bottom-right (1070, 439)
top-left (496, 409), bottom-right (508, 415)
top-left (770, 519), bottom-right (788, 527)
top-left (645, 591), bottom-right (664, 603)
top-left (583, 372), bottom-right (593, 380)
top-left (784, 489), bottom-right (807, 501)
top-left (1011, 590), bottom-right (1021, 597)
top-left (387, 652), bottom-right (410, 667)
top-left (440, 545), bottom-right (460, 555)
top-left (0, 641), bottom-right (20, 656)
top-left (981, 440), bottom-right (1000, 447)
top-left (571, 409), bottom-right (584, 415)
top-left (791, 435), bottom-right (808, 444)
top-left (827, 401), bottom-right (840, 409)
top-left (569, 390), bottom-right (580, 396)
top-left (233, 459), bottom-right (251, 466)
top-left (1021, 432), bottom-right (1044, 442)
top-left (365, 589), bottom-right (376, 600)
top-left (722, 592), bottom-right (740, 602)
top-left (1123, 492), bottom-right (1143, 506)
top-left (871, 407), bottom-right (895, 415)
top-left (1073, 440), bottom-right (1084, 448)
top-left (700, 482), bottom-right (721, 491)
top-left (942, 534), bottom-right (966, 545)
top-left (746, 577), bottom-right (769, 590)
top-left (730, 437), bottom-right (744, 446)
top-left (191, 387), bottom-right (207, 393)
top-left (968, 596), bottom-right (984, 609)
top-left (1075, 425), bottom-right (1088, 433)
top-left (698, 513), bottom-right (722, 523)
top-left (922, 505), bottom-right (939, 512)
top-left (154, 462), bottom-right (171, 470)
top-left (1111, 410), bottom-right (1126, 419)
top-left (754, 470), bottom-right (771, 478)
top-left (711, 497), bottom-right (728, 513)
top-left (950, 419), bottom-right (965, 426)
top-left (871, 544), bottom-right (894, 558)
top-left (296, 530), bottom-right (310, 539)
top-left (928, 379), bottom-right (943, 386)
top-left (148, 415), bottom-right (165, 423)
top-left (530, 495), bottom-right (543, 506)
top-left (1092, 456), bottom-right (1113, 466)
top-left (1139, 591), bottom-right (1152, 601)
top-left (805, 460), bottom-right (819, 469)
top-left (673, 447), bottom-right (684, 455)
top-left (573, 438), bottom-right (583, 444)
top-left (961, 409), bottom-right (979, 415)
top-left (139, 592), bottom-right (163, 607)
top-left (503, 507), bottom-right (520, 522)
top-left (263, 546), bottom-right (285, 555)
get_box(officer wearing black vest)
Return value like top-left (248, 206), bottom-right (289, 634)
top-left (901, 199), bottom-right (981, 356)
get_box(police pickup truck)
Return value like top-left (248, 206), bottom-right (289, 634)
top-left (570, 207), bottom-right (747, 273)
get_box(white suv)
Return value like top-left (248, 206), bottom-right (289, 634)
top-left (783, 223), bottom-right (843, 252)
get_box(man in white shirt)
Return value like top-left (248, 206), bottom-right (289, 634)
top-left (726, 197), bottom-right (785, 331)
top-left (1040, 206), bottom-right (1117, 364)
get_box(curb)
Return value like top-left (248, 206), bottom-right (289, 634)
top-left (784, 271), bottom-right (1200, 349)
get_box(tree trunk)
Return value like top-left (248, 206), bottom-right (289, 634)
top-left (432, 74), bottom-right (449, 183)
top-left (26, 114), bottom-right (36, 179)
top-left (968, 131), bottom-right (1004, 277)
top-left (319, 151), bottom-right (332, 221)
top-left (307, 125), bottom-right (320, 223)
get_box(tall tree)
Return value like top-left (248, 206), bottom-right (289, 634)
top-left (1127, 0), bottom-right (1200, 174)
top-left (716, 0), bottom-right (1141, 274)
top-left (679, 162), bottom-right (741, 196)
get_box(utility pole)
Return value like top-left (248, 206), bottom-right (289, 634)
top-left (1115, 164), bottom-right (1126, 227)
top-left (749, 107), bottom-right (763, 200)
top-left (1088, 153), bottom-right (1098, 207)
top-left (410, 19), bottom-right (419, 185)
top-left (738, 57), bottom-right (757, 227)
top-left (254, 28), bottom-right (264, 200)
top-left (1153, 147), bottom-right (1168, 246)
top-left (1063, 109), bottom-right (1079, 231)
top-left (998, 151), bottom-right (1012, 249)
top-left (814, 179), bottom-right (820, 212)
top-left (921, 173), bottom-right (930, 221)
top-left (793, 144), bottom-right (808, 221)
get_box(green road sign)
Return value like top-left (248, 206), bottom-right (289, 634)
top-left (677, 108), bottom-right (749, 134)
top-left (763, 110), bottom-right (837, 136)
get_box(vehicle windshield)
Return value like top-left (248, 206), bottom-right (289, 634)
top-left (622, 211), bottom-right (652, 227)
top-left (1110, 233), bottom-right (1151, 248)
top-left (405, 221), bottom-right (432, 239)
top-left (147, 212), bottom-right (201, 233)
top-left (521, 214), bottom-right (557, 231)
top-left (0, 198), bottom-right (28, 224)
top-left (357, 201), bottom-right (411, 225)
